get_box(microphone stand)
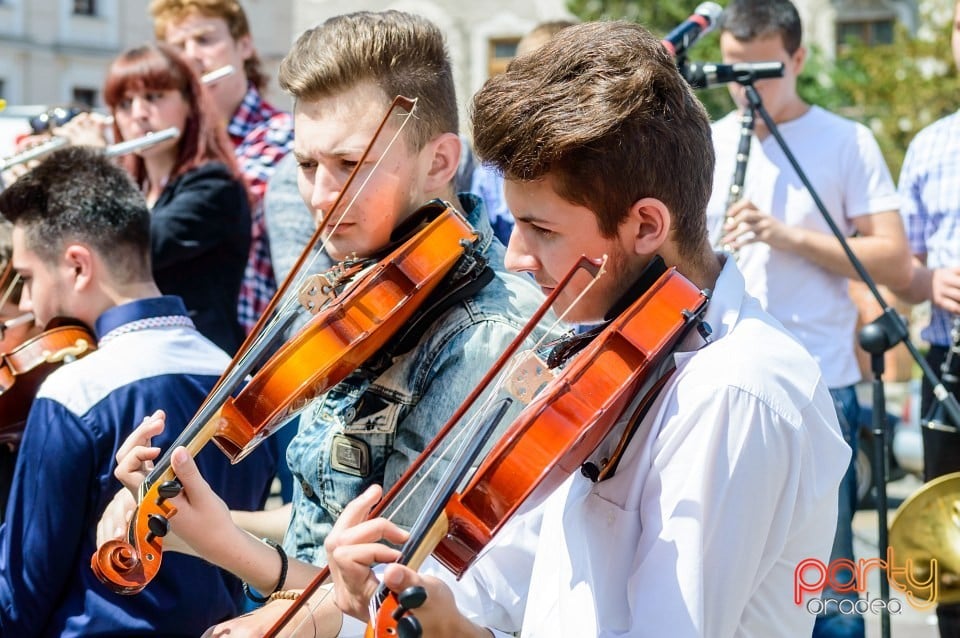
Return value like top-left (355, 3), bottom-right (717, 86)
top-left (737, 76), bottom-right (960, 638)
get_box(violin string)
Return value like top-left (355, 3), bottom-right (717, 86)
top-left (378, 256), bottom-right (610, 522)
top-left (235, 104), bottom-right (418, 372)
top-left (380, 362), bottom-right (518, 522)
top-left (278, 255), bottom-right (615, 635)
top-left (135, 105), bottom-right (422, 500)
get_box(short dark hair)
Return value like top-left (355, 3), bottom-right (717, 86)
top-left (279, 10), bottom-right (458, 149)
top-left (471, 20), bottom-right (714, 267)
top-left (0, 146), bottom-right (152, 279)
top-left (719, 0), bottom-right (803, 55)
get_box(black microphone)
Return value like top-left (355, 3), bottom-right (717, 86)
top-left (661, 2), bottom-right (724, 58)
top-left (683, 61), bottom-right (785, 89)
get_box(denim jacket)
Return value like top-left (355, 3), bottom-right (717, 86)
top-left (284, 194), bottom-right (550, 564)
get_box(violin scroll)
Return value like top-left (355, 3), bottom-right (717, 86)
top-left (91, 479), bottom-right (182, 594)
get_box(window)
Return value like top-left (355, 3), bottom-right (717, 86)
top-left (836, 18), bottom-right (895, 48)
top-left (488, 37), bottom-right (520, 77)
top-left (73, 0), bottom-right (96, 16)
top-left (72, 87), bottom-right (97, 108)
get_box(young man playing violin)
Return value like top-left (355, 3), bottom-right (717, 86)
top-left (0, 146), bottom-right (277, 637)
top-left (314, 21), bottom-right (853, 637)
top-left (100, 9), bottom-right (547, 635)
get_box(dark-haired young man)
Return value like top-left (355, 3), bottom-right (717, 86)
top-left (708, 2), bottom-right (910, 635)
top-left (321, 19), bottom-right (851, 638)
top-left (0, 146), bottom-right (277, 637)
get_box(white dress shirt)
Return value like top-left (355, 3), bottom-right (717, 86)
top-left (441, 256), bottom-right (851, 637)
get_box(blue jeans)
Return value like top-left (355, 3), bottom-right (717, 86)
top-left (812, 385), bottom-right (865, 638)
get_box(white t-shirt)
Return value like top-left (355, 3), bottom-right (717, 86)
top-left (707, 106), bottom-right (899, 388)
top-left (435, 256), bottom-right (851, 637)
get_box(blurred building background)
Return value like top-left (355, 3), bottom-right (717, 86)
top-left (0, 0), bottom-right (937, 150)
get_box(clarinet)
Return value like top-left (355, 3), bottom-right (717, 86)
top-left (924, 316), bottom-right (960, 432)
top-left (720, 105), bottom-right (755, 259)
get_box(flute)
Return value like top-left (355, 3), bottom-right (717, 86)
top-left (104, 127), bottom-right (179, 157)
top-left (721, 105), bottom-right (755, 259)
top-left (0, 137), bottom-right (69, 172)
top-left (200, 64), bottom-right (234, 85)
top-left (0, 64), bottom-right (233, 172)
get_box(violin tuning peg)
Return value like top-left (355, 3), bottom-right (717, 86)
top-left (397, 585), bottom-right (427, 611)
top-left (396, 614), bottom-right (423, 638)
top-left (145, 513), bottom-right (169, 542)
top-left (156, 479), bottom-right (182, 504)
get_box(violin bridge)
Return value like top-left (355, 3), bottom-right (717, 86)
top-left (297, 274), bottom-right (337, 314)
top-left (503, 350), bottom-right (555, 405)
top-left (297, 255), bottom-right (370, 314)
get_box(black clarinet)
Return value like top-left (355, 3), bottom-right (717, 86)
top-left (923, 316), bottom-right (960, 431)
top-left (720, 105), bottom-right (755, 259)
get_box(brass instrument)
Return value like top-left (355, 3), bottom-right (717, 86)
top-left (888, 472), bottom-right (960, 605)
top-left (717, 106), bottom-right (755, 258)
top-left (888, 319), bottom-right (960, 604)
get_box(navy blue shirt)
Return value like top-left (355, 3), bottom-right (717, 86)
top-left (0, 296), bottom-right (278, 637)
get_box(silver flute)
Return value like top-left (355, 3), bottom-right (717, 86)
top-left (719, 105), bottom-right (756, 259)
top-left (103, 127), bottom-right (179, 157)
top-left (0, 64), bottom-right (233, 172)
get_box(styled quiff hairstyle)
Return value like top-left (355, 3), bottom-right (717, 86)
top-left (719, 0), bottom-right (803, 55)
top-left (0, 146), bottom-right (152, 281)
top-left (278, 10), bottom-right (458, 150)
top-left (149, 0), bottom-right (266, 90)
top-left (472, 20), bottom-right (714, 265)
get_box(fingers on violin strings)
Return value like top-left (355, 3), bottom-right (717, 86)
top-left (115, 411), bottom-right (166, 464)
top-left (114, 443), bottom-right (161, 484)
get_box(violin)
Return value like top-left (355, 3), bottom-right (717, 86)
top-left (0, 317), bottom-right (97, 447)
top-left (91, 200), bottom-right (483, 595)
top-left (265, 257), bottom-right (710, 637)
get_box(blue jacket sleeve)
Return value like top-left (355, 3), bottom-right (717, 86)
top-left (0, 398), bottom-right (98, 635)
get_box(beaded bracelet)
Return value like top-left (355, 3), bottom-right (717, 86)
top-left (267, 589), bottom-right (301, 603)
top-left (242, 538), bottom-right (289, 604)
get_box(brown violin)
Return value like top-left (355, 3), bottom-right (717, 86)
top-left (91, 200), bottom-right (482, 595)
top-left (0, 317), bottom-right (97, 447)
top-left (265, 257), bottom-right (710, 637)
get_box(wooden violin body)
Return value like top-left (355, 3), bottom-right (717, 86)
top-left (361, 264), bottom-right (709, 638)
top-left (92, 201), bottom-right (480, 595)
top-left (266, 260), bottom-right (710, 638)
top-left (211, 202), bottom-right (479, 462)
top-left (430, 267), bottom-right (707, 577)
top-left (0, 319), bottom-right (96, 446)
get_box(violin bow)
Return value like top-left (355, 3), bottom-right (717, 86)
top-left (266, 255), bottom-right (606, 636)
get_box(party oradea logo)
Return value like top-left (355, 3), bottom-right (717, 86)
top-left (794, 548), bottom-right (938, 615)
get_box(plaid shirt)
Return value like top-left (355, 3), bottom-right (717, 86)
top-left (229, 85), bottom-right (295, 332)
top-left (899, 110), bottom-right (960, 347)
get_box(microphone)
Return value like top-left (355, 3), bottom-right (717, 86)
top-left (661, 2), bottom-right (724, 58)
top-left (683, 61), bottom-right (785, 89)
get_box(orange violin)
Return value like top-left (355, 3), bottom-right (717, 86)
top-left (0, 317), bottom-right (96, 447)
top-left (266, 257), bottom-right (710, 638)
top-left (91, 200), bottom-right (483, 595)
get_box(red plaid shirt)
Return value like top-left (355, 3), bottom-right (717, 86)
top-left (229, 85), bottom-right (295, 332)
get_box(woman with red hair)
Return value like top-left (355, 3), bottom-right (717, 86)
top-left (104, 43), bottom-right (250, 354)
